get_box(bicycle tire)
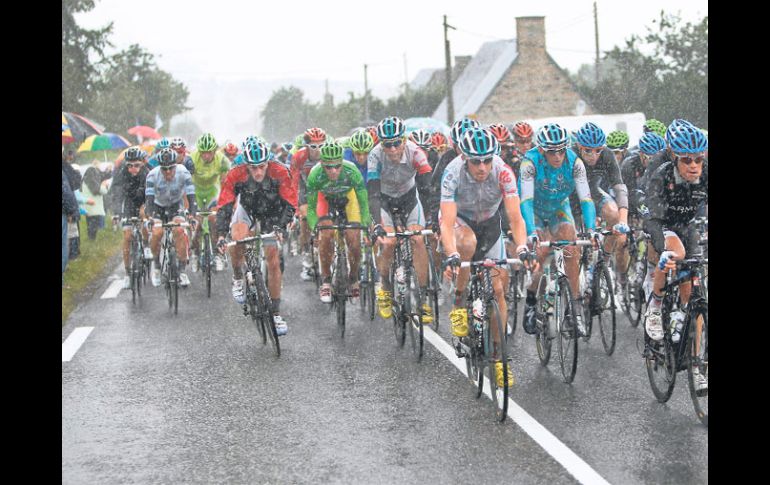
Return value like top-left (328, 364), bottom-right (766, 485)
top-left (390, 262), bottom-right (406, 348)
top-left (505, 268), bottom-right (520, 337)
top-left (645, 334), bottom-right (676, 403)
top-left (367, 251), bottom-right (376, 321)
top-left (130, 236), bottom-right (139, 304)
top-left (556, 277), bottom-right (578, 383)
top-left (687, 308), bottom-right (708, 426)
top-left (425, 242), bottom-right (440, 331)
top-left (535, 274), bottom-right (552, 366)
top-left (168, 249), bottom-right (178, 315)
top-left (486, 298), bottom-right (509, 422)
top-left (255, 271), bottom-right (280, 356)
top-left (406, 268), bottom-right (424, 361)
top-left (203, 233), bottom-right (212, 298)
top-left (335, 242), bottom-right (347, 338)
top-left (595, 265), bottom-right (617, 355)
top-left (245, 271), bottom-right (266, 344)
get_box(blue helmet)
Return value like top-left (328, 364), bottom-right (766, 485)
top-left (155, 137), bottom-right (170, 152)
top-left (665, 119), bottom-right (708, 154)
top-left (575, 122), bottom-right (606, 148)
top-left (376, 116), bottom-right (406, 140)
top-left (450, 118), bottom-right (480, 145)
top-left (243, 141), bottom-right (271, 165)
top-left (536, 124), bottom-right (569, 150)
top-left (459, 127), bottom-right (498, 158)
top-left (638, 132), bottom-right (667, 155)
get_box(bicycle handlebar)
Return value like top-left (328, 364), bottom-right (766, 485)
top-left (538, 239), bottom-right (593, 248)
top-left (384, 229), bottom-right (434, 238)
top-left (226, 232), bottom-right (278, 247)
top-left (459, 257), bottom-right (522, 268)
top-left (162, 221), bottom-right (190, 228)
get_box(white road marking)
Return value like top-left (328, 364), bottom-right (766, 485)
top-left (62, 327), bottom-right (94, 362)
top-left (100, 278), bottom-right (124, 299)
top-left (423, 327), bottom-right (611, 485)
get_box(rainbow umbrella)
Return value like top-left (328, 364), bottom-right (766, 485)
top-left (78, 133), bottom-right (131, 152)
top-left (62, 112), bottom-right (104, 143)
top-left (62, 115), bottom-right (75, 144)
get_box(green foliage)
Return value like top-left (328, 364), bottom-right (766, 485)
top-left (260, 86), bottom-right (313, 141)
top-left (573, 12), bottom-right (708, 128)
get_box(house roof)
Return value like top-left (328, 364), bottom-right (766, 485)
top-left (432, 39), bottom-right (518, 123)
top-left (410, 68), bottom-right (442, 90)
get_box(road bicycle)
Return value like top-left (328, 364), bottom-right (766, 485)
top-left (359, 228), bottom-right (377, 322)
top-left (192, 210), bottom-right (217, 298)
top-left (423, 228), bottom-right (442, 332)
top-left (124, 216), bottom-right (147, 305)
top-left (578, 230), bottom-right (617, 355)
top-left (452, 257), bottom-right (521, 422)
top-left (618, 221), bottom-right (648, 328)
top-left (159, 218), bottom-right (190, 315)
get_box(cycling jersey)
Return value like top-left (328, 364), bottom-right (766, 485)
top-left (440, 155), bottom-right (518, 223)
top-left (190, 150), bottom-right (230, 210)
top-left (231, 153), bottom-right (245, 166)
top-left (109, 162), bottom-right (149, 217)
top-left (570, 146), bottom-right (628, 210)
top-left (305, 160), bottom-right (371, 231)
top-left (367, 140), bottom-right (431, 198)
top-left (342, 147), bottom-right (369, 183)
top-left (145, 164), bottom-right (195, 208)
top-left (620, 153), bottom-right (648, 217)
top-left (519, 147), bottom-right (595, 235)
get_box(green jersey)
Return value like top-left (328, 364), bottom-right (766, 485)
top-left (306, 160), bottom-right (371, 231)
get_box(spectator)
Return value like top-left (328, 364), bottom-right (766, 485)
top-left (62, 169), bottom-right (79, 283)
top-left (63, 149), bottom-right (83, 258)
top-left (81, 159), bottom-right (110, 240)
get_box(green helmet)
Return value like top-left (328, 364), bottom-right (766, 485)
top-left (196, 132), bottom-right (218, 152)
top-left (606, 130), bottom-right (629, 149)
top-left (643, 119), bottom-right (667, 138)
top-left (320, 141), bottom-right (344, 162)
top-left (293, 134), bottom-right (305, 148)
top-left (349, 129), bottom-right (374, 153)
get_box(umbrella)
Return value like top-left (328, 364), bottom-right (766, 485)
top-left (62, 116), bottom-right (75, 144)
top-left (128, 125), bottom-right (162, 140)
top-left (78, 133), bottom-right (131, 153)
top-left (62, 112), bottom-right (104, 143)
top-left (404, 117), bottom-right (451, 137)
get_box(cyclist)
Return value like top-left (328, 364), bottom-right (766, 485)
top-left (222, 141), bottom-right (240, 164)
top-left (216, 141), bottom-right (297, 335)
top-left (520, 124), bottom-right (597, 337)
top-left (441, 127), bottom-right (532, 386)
top-left (343, 129), bottom-right (375, 182)
top-left (409, 128), bottom-right (436, 166)
top-left (642, 122), bottom-right (708, 391)
top-left (488, 123), bottom-right (520, 261)
top-left (430, 131), bottom-right (450, 161)
top-left (606, 130), bottom-right (629, 165)
top-left (622, 132), bottom-right (666, 219)
top-left (307, 141), bottom-right (371, 302)
top-left (569, 122), bottom-right (630, 294)
top-left (145, 148), bottom-right (197, 288)
top-left (367, 116), bottom-right (434, 322)
top-left (109, 147), bottom-right (151, 289)
top-left (511, 121), bottom-right (534, 170)
top-left (147, 138), bottom-right (170, 168)
top-left (231, 135), bottom-right (264, 167)
top-left (170, 137), bottom-right (196, 174)
top-left (290, 127), bottom-right (328, 282)
top-left (641, 119), bottom-right (703, 190)
top-left (643, 119), bottom-right (667, 138)
top-left (190, 132), bottom-right (230, 272)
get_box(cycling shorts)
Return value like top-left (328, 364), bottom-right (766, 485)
top-left (230, 200), bottom-right (279, 247)
top-left (316, 189), bottom-right (361, 225)
top-left (382, 198), bottom-right (424, 228)
top-left (534, 198), bottom-right (575, 234)
top-left (452, 214), bottom-right (507, 264)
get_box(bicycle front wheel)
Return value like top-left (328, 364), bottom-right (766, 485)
top-left (505, 268), bottom-right (520, 338)
top-left (425, 244), bottom-right (441, 331)
top-left (168, 250), bottom-right (178, 315)
top-left (130, 237), bottom-right (140, 304)
top-left (595, 266), bottom-right (617, 355)
top-left (203, 233), bottom-right (212, 298)
top-left (556, 278), bottom-right (578, 383)
top-left (486, 298), bottom-right (509, 422)
top-left (535, 274), bottom-right (552, 366)
top-left (687, 308), bottom-right (708, 426)
top-left (390, 263), bottom-right (406, 348)
top-left (406, 268), bottom-right (424, 361)
top-left (645, 329), bottom-right (677, 403)
top-left (256, 272), bottom-right (280, 356)
top-left (335, 247), bottom-right (347, 338)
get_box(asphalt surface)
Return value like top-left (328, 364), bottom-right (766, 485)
top-left (62, 252), bottom-right (707, 484)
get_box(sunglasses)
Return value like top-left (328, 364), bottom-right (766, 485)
top-left (323, 164), bottom-right (342, 170)
top-left (544, 147), bottom-right (566, 155)
top-left (581, 147), bottom-right (604, 155)
top-left (307, 144), bottom-right (322, 150)
top-left (674, 153), bottom-right (706, 165)
top-left (160, 165), bottom-right (175, 171)
top-left (126, 162), bottom-right (143, 168)
top-left (467, 156), bottom-right (494, 165)
top-left (382, 138), bottom-right (404, 149)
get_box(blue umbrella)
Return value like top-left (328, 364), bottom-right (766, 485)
top-left (404, 117), bottom-right (451, 137)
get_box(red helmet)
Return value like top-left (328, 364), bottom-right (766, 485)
top-left (223, 142), bottom-right (238, 156)
top-left (303, 127), bottom-right (327, 144)
top-left (487, 123), bottom-right (511, 144)
top-left (430, 132), bottom-right (448, 149)
top-left (366, 126), bottom-right (379, 146)
top-left (512, 121), bottom-right (534, 139)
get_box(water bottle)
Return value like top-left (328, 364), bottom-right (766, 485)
top-left (544, 279), bottom-right (556, 314)
top-left (472, 299), bottom-right (485, 321)
top-left (669, 310), bottom-right (685, 343)
top-left (395, 266), bottom-right (406, 293)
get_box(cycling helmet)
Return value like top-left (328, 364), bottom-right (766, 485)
top-left (349, 129), bottom-right (375, 153)
top-left (303, 127), bottom-right (327, 144)
top-left (643, 119), bottom-right (667, 138)
top-left (606, 130), bottom-right (629, 150)
top-left (638, 132), bottom-right (666, 155)
top-left (170, 137), bottom-right (186, 149)
top-left (409, 129), bottom-right (432, 149)
top-left (536, 124), bottom-right (569, 151)
top-left (124, 147), bottom-right (147, 162)
top-left (376, 116), bottom-right (406, 140)
top-left (450, 118), bottom-right (480, 145)
top-left (487, 123), bottom-right (512, 144)
top-left (196, 133), bottom-right (218, 152)
top-left (223, 142), bottom-right (239, 156)
top-left (243, 141), bottom-right (271, 165)
top-left (575, 122), bottom-right (606, 148)
top-left (512, 121), bottom-right (534, 139)
top-left (320, 141), bottom-right (344, 162)
top-left (282, 142), bottom-right (293, 153)
top-left (366, 126), bottom-right (379, 146)
top-left (459, 127), bottom-right (498, 158)
top-left (155, 137), bottom-right (170, 151)
top-left (157, 147), bottom-right (177, 167)
top-left (666, 119), bottom-right (708, 154)
top-left (430, 132), bottom-right (448, 149)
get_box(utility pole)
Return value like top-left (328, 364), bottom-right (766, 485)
top-left (364, 64), bottom-right (370, 123)
top-left (444, 15), bottom-right (456, 124)
top-left (594, 1), bottom-right (600, 85)
top-left (403, 52), bottom-right (410, 94)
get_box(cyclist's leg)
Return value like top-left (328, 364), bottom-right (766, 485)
top-left (263, 240), bottom-right (282, 304)
top-left (122, 223), bottom-right (133, 274)
top-left (377, 207), bottom-right (397, 292)
top-left (343, 189), bottom-right (362, 283)
top-left (449, 218), bottom-right (477, 305)
top-left (407, 199), bottom-right (429, 288)
top-left (487, 232), bottom-right (510, 341)
top-left (318, 219), bottom-right (335, 279)
top-left (172, 213), bottom-right (189, 265)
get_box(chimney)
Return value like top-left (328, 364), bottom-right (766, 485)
top-left (516, 16), bottom-right (546, 60)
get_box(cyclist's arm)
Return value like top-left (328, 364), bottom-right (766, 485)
top-left (350, 165), bottom-right (371, 226)
top-left (573, 159), bottom-right (596, 230)
top-left (182, 169), bottom-right (196, 216)
top-left (412, 147), bottom-right (433, 219)
top-left (518, 159), bottom-right (537, 236)
top-left (366, 178), bottom-right (382, 226)
top-left (306, 189), bottom-right (319, 232)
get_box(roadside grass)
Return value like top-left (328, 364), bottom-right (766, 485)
top-left (62, 215), bottom-right (122, 325)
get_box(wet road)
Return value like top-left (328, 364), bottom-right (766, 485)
top-left (62, 254), bottom-right (707, 484)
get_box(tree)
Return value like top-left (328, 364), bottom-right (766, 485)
top-left (573, 12), bottom-right (708, 128)
top-left (260, 86), bottom-right (314, 141)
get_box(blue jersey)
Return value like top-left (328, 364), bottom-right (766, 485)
top-left (343, 147), bottom-right (368, 183)
top-left (519, 147), bottom-right (595, 235)
top-left (231, 153), bottom-right (245, 166)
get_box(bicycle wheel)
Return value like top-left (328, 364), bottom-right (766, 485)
top-left (130, 237), bottom-right (139, 304)
top-left (644, 307), bottom-right (677, 402)
top-left (367, 251), bottom-right (377, 321)
top-left (425, 243), bottom-right (440, 331)
top-left (203, 233), bottom-right (212, 298)
top-left (534, 274), bottom-right (552, 366)
top-left (595, 265), bottom-right (617, 355)
top-left (390, 262), bottom-right (406, 348)
top-left (335, 245), bottom-right (347, 338)
top-left (245, 271), bottom-right (266, 344)
top-left (168, 249), bottom-right (179, 315)
top-left (405, 268), bottom-right (424, 361)
top-left (687, 308), bottom-right (708, 426)
top-left (505, 268), bottom-right (520, 337)
top-left (255, 272), bottom-right (280, 356)
top-left (486, 298), bottom-right (509, 422)
top-left (556, 277), bottom-right (578, 383)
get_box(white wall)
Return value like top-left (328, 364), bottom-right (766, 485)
top-left (518, 112), bottom-right (647, 146)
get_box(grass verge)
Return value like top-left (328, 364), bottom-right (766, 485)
top-left (62, 215), bottom-right (122, 325)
